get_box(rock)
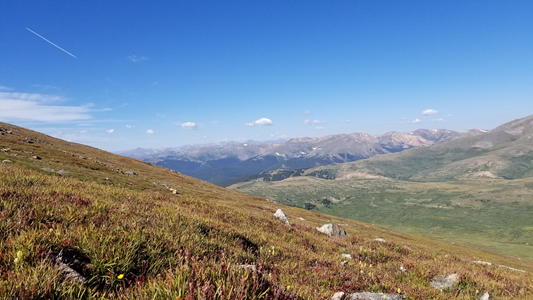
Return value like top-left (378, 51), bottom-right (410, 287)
top-left (41, 167), bottom-right (55, 172)
top-left (497, 265), bottom-right (526, 273)
top-left (58, 169), bottom-right (69, 175)
top-left (2, 159), bottom-right (12, 163)
top-left (47, 252), bottom-right (87, 285)
top-left (1, 148), bottom-right (10, 152)
top-left (341, 253), bottom-right (352, 259)
top-left (124, 171), bottom-right (137, 176)
top-left (232, 264), bottom-right (257, 272)
top-left (480, 292), bottom-right (489, 300)
top-left (374, 238), bottom-right (386, 242)
top-left (317, 224), bottom-right (346, 238)
top-left (32, 156), bottom-right (41, 160)
top-left (473, 261), bottom-right (492, 266)
top-left (430, 273), bottom-right (459, 289)
top-left (400, 266), bottom-right (406, 272)
top-left (348, 292), bottom-right (404, 300)
top-left (331, 292), bottom-right (345, 300)
top-left (273, 209), bottom-right (290, 225)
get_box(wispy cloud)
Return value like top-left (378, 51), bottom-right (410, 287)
top-left (422, 109), bottom-right (438, 115)
top-left (106, 129), bottom-right (114, 133)
top-left (412, 118), bottom-right (422, 123)
top-left (146, 129), bottom-right (155, 134)
top-left (304, 110), bottom-right (312, 115)
top-left (181, 122), bottom-right (199, 129)
top-left (126, 125), bottom-right (134, 128)
top-left (432, 118), bottom-right (444, 122)
top-left (303, 119), bottom-right (324, 125)
top-left (0, 91), bottom-right (91, 122)
top-left (245, 118), bottom-right (273, 126)
top-left (128, 55), bottom-right (148, 62)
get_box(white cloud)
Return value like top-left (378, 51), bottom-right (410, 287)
top-left (106, 129), bottom-right (114, 133)
top-left (245, 118), bottom-right (273, 126)
top-left (432, 118), bottom-right (444, 122)
top-left (128, 55), bottom-right (148, 62)
top-left (303, 119), bottom-right (324, 125)
top-left (181, 122), bottom-right (199, 129)
top-left (316, 126), bottom-right (325, 130)
top-left (422, 109), bottom-right (438, 115)
top-left (412, 118), bottom-right (421, 123)
top-left (304, 110), bottom-right (312, 115)
top-left (126, 125), bottom-right (134, 128)
top-left (146, 129), bottom-right (155, 134)
top-left (0, 91), bottom-right (91, 122)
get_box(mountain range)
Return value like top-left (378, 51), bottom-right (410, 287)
top-left (117, 128), bottom-right (487, 184)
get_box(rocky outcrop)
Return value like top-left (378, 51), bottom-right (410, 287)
top-left (317, 224), bottom-right (346, 238)
top-left (273, 209), bottom-right (290, 225)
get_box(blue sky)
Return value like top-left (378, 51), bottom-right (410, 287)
top-left (1, 1), bottom-right (532, 151)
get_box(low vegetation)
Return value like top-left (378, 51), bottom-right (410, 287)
top-left (1, 122), bottom-right (533, 299)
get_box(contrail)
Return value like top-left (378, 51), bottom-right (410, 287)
top-left (26, 27), bottom-right (77, 58)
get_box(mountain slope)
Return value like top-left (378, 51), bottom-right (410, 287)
top-left (1, 122), bottom-right (532, 299)
top-left (227, 114), bottom-right (533, 260)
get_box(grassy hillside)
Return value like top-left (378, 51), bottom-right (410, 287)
top-left (1, 122), bottom-right (533, 299)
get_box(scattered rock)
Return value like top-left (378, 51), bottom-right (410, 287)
top-left (430, 273), bottom-right (459, 289)
top-left (374, 238), bottom-right (386, 242)
top-left (2, 159), bottom-right (12, 163)
top-left (232, 264), bottom-right (257, 272)
top-left (341, 253), bottom-right (351, 259)
top-left (124, 171), bottom-right (137, 176)
top-left (32, 156), bottom-right (41, 160)
top-left (317, 224), bottom-right (346, 238)
top-left (298, 217), bottom-right (305, 220)
top-left (347, 292), bottom-right (404, 300)
top-left (1, 148), bottom-right (10, 152)
top-left (473, 261), bottom-right (492, 266)
top-left (400, 266), bottom-right (406, 272)
top-left (331, 292), bottom-right (345, 300)
top-left (170, 189), bottom-right (179, 194)
top-left (273, 209), bottom-right (290, 225)
top-left (58, 169), bottom-right (70, 175)
top-left (497, 265), bottom-right (526, 273)
top-left (480, 292), bottom-right (489, 300)
top-left (41, 167), bottom-right (55, 172)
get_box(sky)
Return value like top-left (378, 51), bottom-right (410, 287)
top-left (1, 1), bottom-right (532, 151)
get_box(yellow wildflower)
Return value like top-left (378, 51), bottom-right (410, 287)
top-left (117, 274), bottom-right (124, 279)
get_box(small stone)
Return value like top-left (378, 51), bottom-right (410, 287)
top-left (375, 238), bottom-right (386, 242)
top-left (317, 224), bottom-right (346, 238)
top-left (273, 209), bottom-right (290, 225)
top-left (341, 253), bottom-right (352, 259)
top-left (479, 292), bottom-right (489, 300)
top-left (41, 167), bottom-right (55, 172)
top-left (33, 156), bottom-right (41, 160)
top-left (331, 292), bottom-right (345, 300)
top-left (2, 159), bottom-right (12, 163)
top-left (430, 274), bottom-right (459, 289)
top-left (58, 169), bottom-right (69, 175)
top-left (348, 292), bottom-right (404, 300)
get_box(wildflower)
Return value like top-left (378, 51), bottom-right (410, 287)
top-left (398, 288), bottom-right (401, 294)
top-left (14, 251), bottom-right (23, 265)
top-left (287, 285), bottom-right (290, 290)
top-left (49, 228), bottom-right (53, 232)
top-left (117, 274), bottom-right (124, 279)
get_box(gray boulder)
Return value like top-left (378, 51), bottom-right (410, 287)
top-left (430, 273), bottom-right (459, 289)
top-left (273, 209), bottom-right (290, 225)
top-left (58, 169), bottom-right (70, 175)
top-left (317, 224), bottom-right (346, 238)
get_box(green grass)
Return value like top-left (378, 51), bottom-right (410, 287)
top-left (1, 122), bottom-right (533, 299)
top-left (232, 177), bottom-right (533, 260)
